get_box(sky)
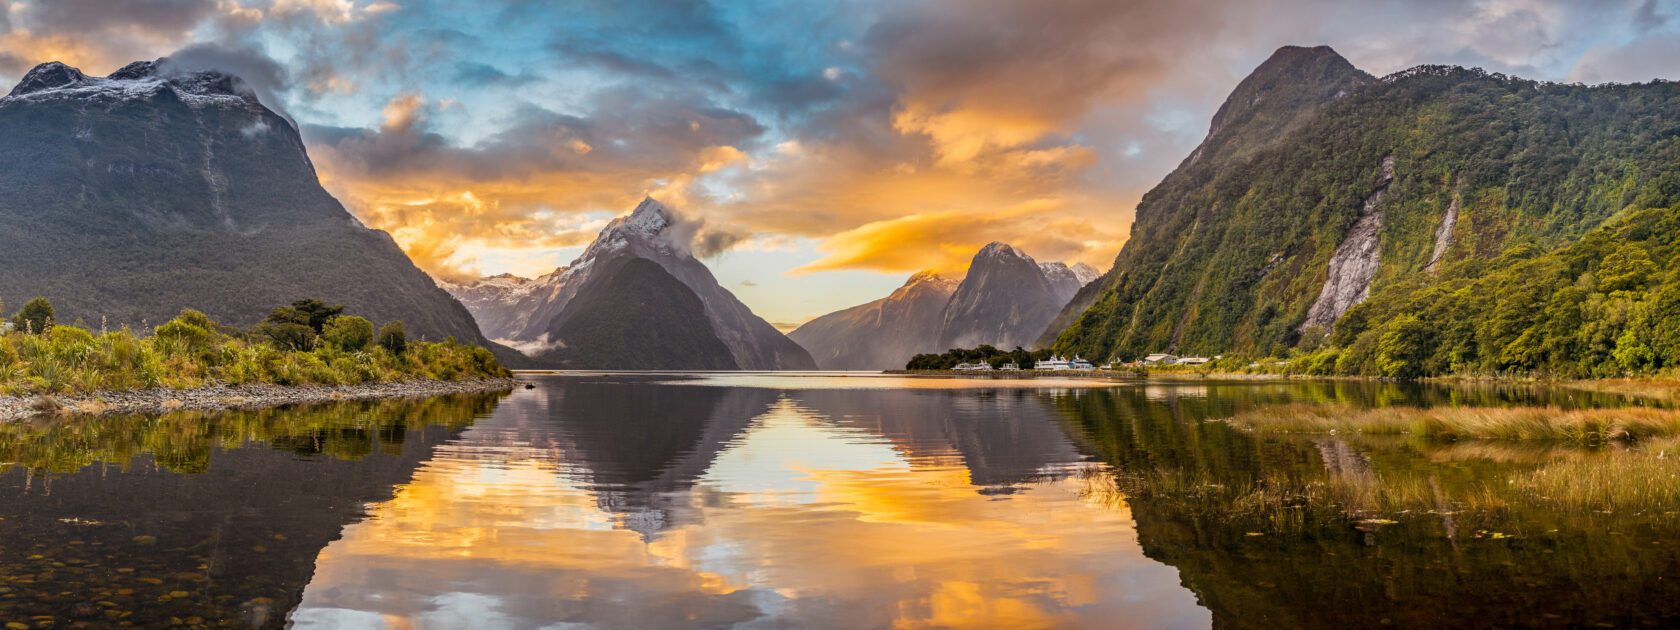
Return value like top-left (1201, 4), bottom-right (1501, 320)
top-left (1, 0), bottom-right (1678, 328)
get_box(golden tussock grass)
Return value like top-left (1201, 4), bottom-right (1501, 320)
top-left (1223, 403), bottom-right (1680, 444)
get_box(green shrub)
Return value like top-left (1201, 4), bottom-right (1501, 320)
top-left (323, 316), bottom-right (375, 351)
top-left (12, 297), bottom-right (54, 335)
top-left (378, 321), bottom-right (408, 355)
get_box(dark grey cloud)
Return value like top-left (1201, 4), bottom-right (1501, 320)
top-left (27, 0), bottom-right (217, 35)
top-left (452, 62), bottom-right (539, 86)
top-left (1635, 0), bottom-right (1669, 31)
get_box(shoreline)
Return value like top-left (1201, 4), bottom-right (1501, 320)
top-left (0, 377), bottom-right (522, 423)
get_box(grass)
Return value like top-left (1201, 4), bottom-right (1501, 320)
top-left (1512, 437), bottom-right (1680, 515)
top-left (0, 310), bottom-right (509, 397)
top-left (1221, 403), bottom-right (1680, 444)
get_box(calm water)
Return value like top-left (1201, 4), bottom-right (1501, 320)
top-left (0, 373), bottom-right (1676, 628)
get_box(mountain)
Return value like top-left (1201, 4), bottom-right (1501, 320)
top-left (443, 198), bottom-right (816, 370)
top-left (1047, 45), bottom-right (1680, 377)
top-left (786, 271), bottom-right (958, 370)
top-left (0, 59), bottom-right (505, 355)
top-left (789, 243), bottom-right (1097, 370)
top-left (540, 258), bottom-right (740, 370)
top-left (939, 243), bottom-right (1096, 350)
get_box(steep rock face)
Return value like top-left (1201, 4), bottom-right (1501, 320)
top-left (787, 271), bottom-right (958, 370)
top-left (1037, 45), bottom-right (1374, 349)
top-left (1300, 155), bottom-right (1394, 332)
top-left (938, 243), bottom-right (1087, 351)
top-left (445, 198), bottom-right (814, 370)
top-left (0, 59), bottom-right (501, 354)
top-left (1050, 45), bottom-right (1680, 361)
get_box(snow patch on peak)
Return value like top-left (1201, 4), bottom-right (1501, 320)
top-left (977, 241), bottom-right (1020, 257)
top-left (1070, 262), bottom-right (1102, 285)
top-left (628, 197), bottom-right (674, 231)
top-left (2, 58), bottom-right (259, 108)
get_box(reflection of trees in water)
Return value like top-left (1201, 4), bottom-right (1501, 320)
top-left (1053, 384), bottom-right (1680, 629)
top-left (0, 393), bottom-right (502, 627)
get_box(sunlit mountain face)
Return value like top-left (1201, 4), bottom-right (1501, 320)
top-left (2, 0), bottom-right (1672, 325)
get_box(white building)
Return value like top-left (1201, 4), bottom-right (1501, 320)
top-left (1142, 354), bottom-right (1179, 365)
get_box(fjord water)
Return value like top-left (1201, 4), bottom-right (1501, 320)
top-left (2, 376), bottom-right (1678, 628)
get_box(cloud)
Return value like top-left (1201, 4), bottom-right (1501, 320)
top-left (161, 41), bottom-right (294, 121)
top-left (301, 87), bottom-right (768, 278)
top-left (791, 199), bottom-right (1124, 276)
top-left (2, 0), bottom-right (1677, 308)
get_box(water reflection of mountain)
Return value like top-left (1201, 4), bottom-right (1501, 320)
top-left (515, 377), bottom-right (1094, 538)
top-left (0, 394), bottom-right (499, 627)
top-left (507, 375), bottom-right (780, 537)
top-left (791, 388), bottom-right (1088, 490)
top-left (1053, 384), bottom-right (1680, 628)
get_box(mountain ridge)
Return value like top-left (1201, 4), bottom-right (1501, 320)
top-left (0, 58), bottom-right (514, 361)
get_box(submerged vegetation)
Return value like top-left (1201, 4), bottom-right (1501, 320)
top-left (0, 295), bottom-right (509, 397)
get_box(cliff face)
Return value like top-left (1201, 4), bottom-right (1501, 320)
top-left (1049, 45), bottom-right (1680, 363)
top-left (0, 59), bottom-right (501, 353)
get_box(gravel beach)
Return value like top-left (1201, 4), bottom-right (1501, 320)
top-left (0, 377), bottom-right (522, 423)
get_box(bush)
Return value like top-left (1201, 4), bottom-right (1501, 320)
top-left (378, 321), bottom-right (408, 356)
top-left (154, 309), bottom-right (221, 353)
top-left (12, 297), bottom-right (54, 335)
top-left (323, 316), bottom-right (375, 351)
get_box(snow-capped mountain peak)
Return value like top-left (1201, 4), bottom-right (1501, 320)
top-left (3, 59), bottom-right (260, 109)
top-left (1070, 262), bottom-right (1102, 285)
top-left (626, 197), bottom-right (674, 232)
top-left (977, 241), bottom-right (1028, 261)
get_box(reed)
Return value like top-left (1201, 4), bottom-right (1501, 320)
top-left (1511, 438), bottom-right (1680, 514)
top-left (1222, 403), bottom-right (1680, 444)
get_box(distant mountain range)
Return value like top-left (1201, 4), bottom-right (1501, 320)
top-left (0, 59), bottom-right (509, 359)
top-left (789, 243), bottom-right (1098, 370)
top-left (442, 199), bottom-right (816, 370)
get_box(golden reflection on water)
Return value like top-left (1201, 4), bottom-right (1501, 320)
top-left (290, 389), bottom-right (1206, 629)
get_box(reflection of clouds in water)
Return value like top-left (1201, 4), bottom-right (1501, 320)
top-left (290, 379), bottom-right (1207, 629)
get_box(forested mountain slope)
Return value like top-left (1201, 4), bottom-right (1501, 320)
top-left (1050, 45), bottom-right (1680, 375)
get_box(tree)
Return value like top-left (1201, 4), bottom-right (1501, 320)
top-left (1376, 314), bottom-right (1433, 380)
top-left (324, 315), bottom-right (375, 351)
top-left (255, 305), bottom-right (317, 351)
top-left (288, 299), bottom-right (345, 334)
top-left (12, 297), bottom-right (54, 335)
top-left (378, 321), bottom-right (408, 355)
